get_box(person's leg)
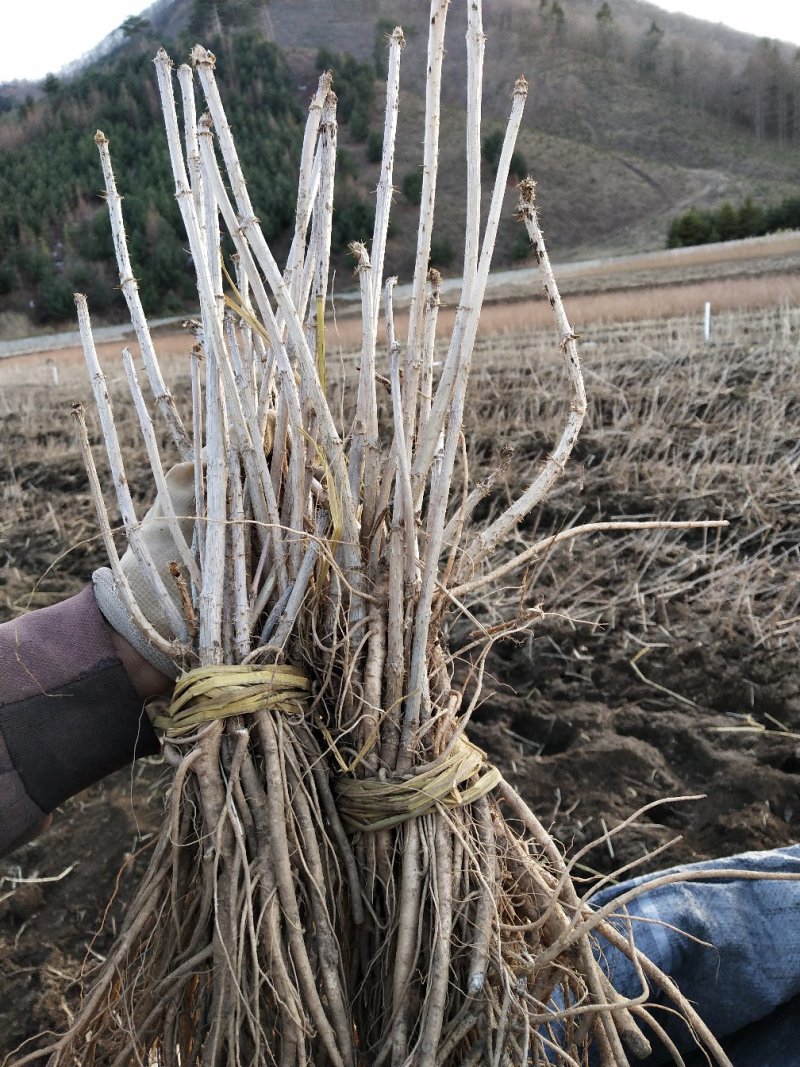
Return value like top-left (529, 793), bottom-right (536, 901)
top-left (590, 846), bottom-right (800, 1064)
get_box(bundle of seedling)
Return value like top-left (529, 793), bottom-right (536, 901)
top-left (27, 3), bottom-right (739, 1065)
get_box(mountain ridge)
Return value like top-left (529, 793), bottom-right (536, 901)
top-left (0, 0), bottom-right (797, 334)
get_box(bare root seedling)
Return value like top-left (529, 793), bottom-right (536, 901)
top-left (18, 8), bottom-right (749, 1067)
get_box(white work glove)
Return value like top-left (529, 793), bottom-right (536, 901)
top-left (93, 463), bottom-right (196, 680)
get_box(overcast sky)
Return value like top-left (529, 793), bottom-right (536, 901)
top-left (2, 1), bottom-right (799, 84)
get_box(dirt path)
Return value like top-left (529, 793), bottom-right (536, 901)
top-left (2, 230), bottom-right (798, 372)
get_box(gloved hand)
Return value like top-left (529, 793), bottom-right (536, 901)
top-left (93, 462), bottom-right (197, 681)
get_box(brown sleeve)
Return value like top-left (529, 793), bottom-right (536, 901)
top-left (0, 586), bottom-right (159, 856)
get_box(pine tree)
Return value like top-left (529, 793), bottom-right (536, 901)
top-left (640, 21), bottom-right (665, 75)
top-left (596, 3), bottom-right (615, 54)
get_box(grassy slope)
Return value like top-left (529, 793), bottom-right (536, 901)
top-left (267, 0), bottom-right (798, 269)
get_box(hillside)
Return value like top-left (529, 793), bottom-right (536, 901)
top-left (262, 0), bottom-right (799, 268)
top-left (1, 0), bottom-right (798, 336)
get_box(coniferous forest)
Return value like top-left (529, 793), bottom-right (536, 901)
top-left (0, 30), bottom-right (302, 325)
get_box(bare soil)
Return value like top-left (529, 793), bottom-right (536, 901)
top-left (1, 307), bottom-right (798, 1060)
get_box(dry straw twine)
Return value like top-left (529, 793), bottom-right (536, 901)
top-left (333, 738), bottom-right (502, 833)
top-left (152, 664), bottom-right (311, 736)
top-left (155, 668), bottom-right (501, 831)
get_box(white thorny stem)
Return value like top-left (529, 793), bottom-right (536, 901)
top-left (400, 78), bottom-right (529, 754)
top-left (75, 294), bottom-right (189, 643)
top-left (371, 28), bottom-right (405, 336)
top-left (93, 132), bottom-right (191, 461)
top-left (191, 46), bottom-right (362, 583)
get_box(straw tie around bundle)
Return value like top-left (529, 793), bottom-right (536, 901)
top-left (334, 737), bottom-right (502, 833)
top-left (152, 664), bottom-right (311, 737)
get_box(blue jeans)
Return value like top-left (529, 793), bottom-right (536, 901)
top-left (590, 846), bottom-right (800, 1065)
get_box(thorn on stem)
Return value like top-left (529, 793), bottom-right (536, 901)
top-left (518, 177), bottom-right (537, 204)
